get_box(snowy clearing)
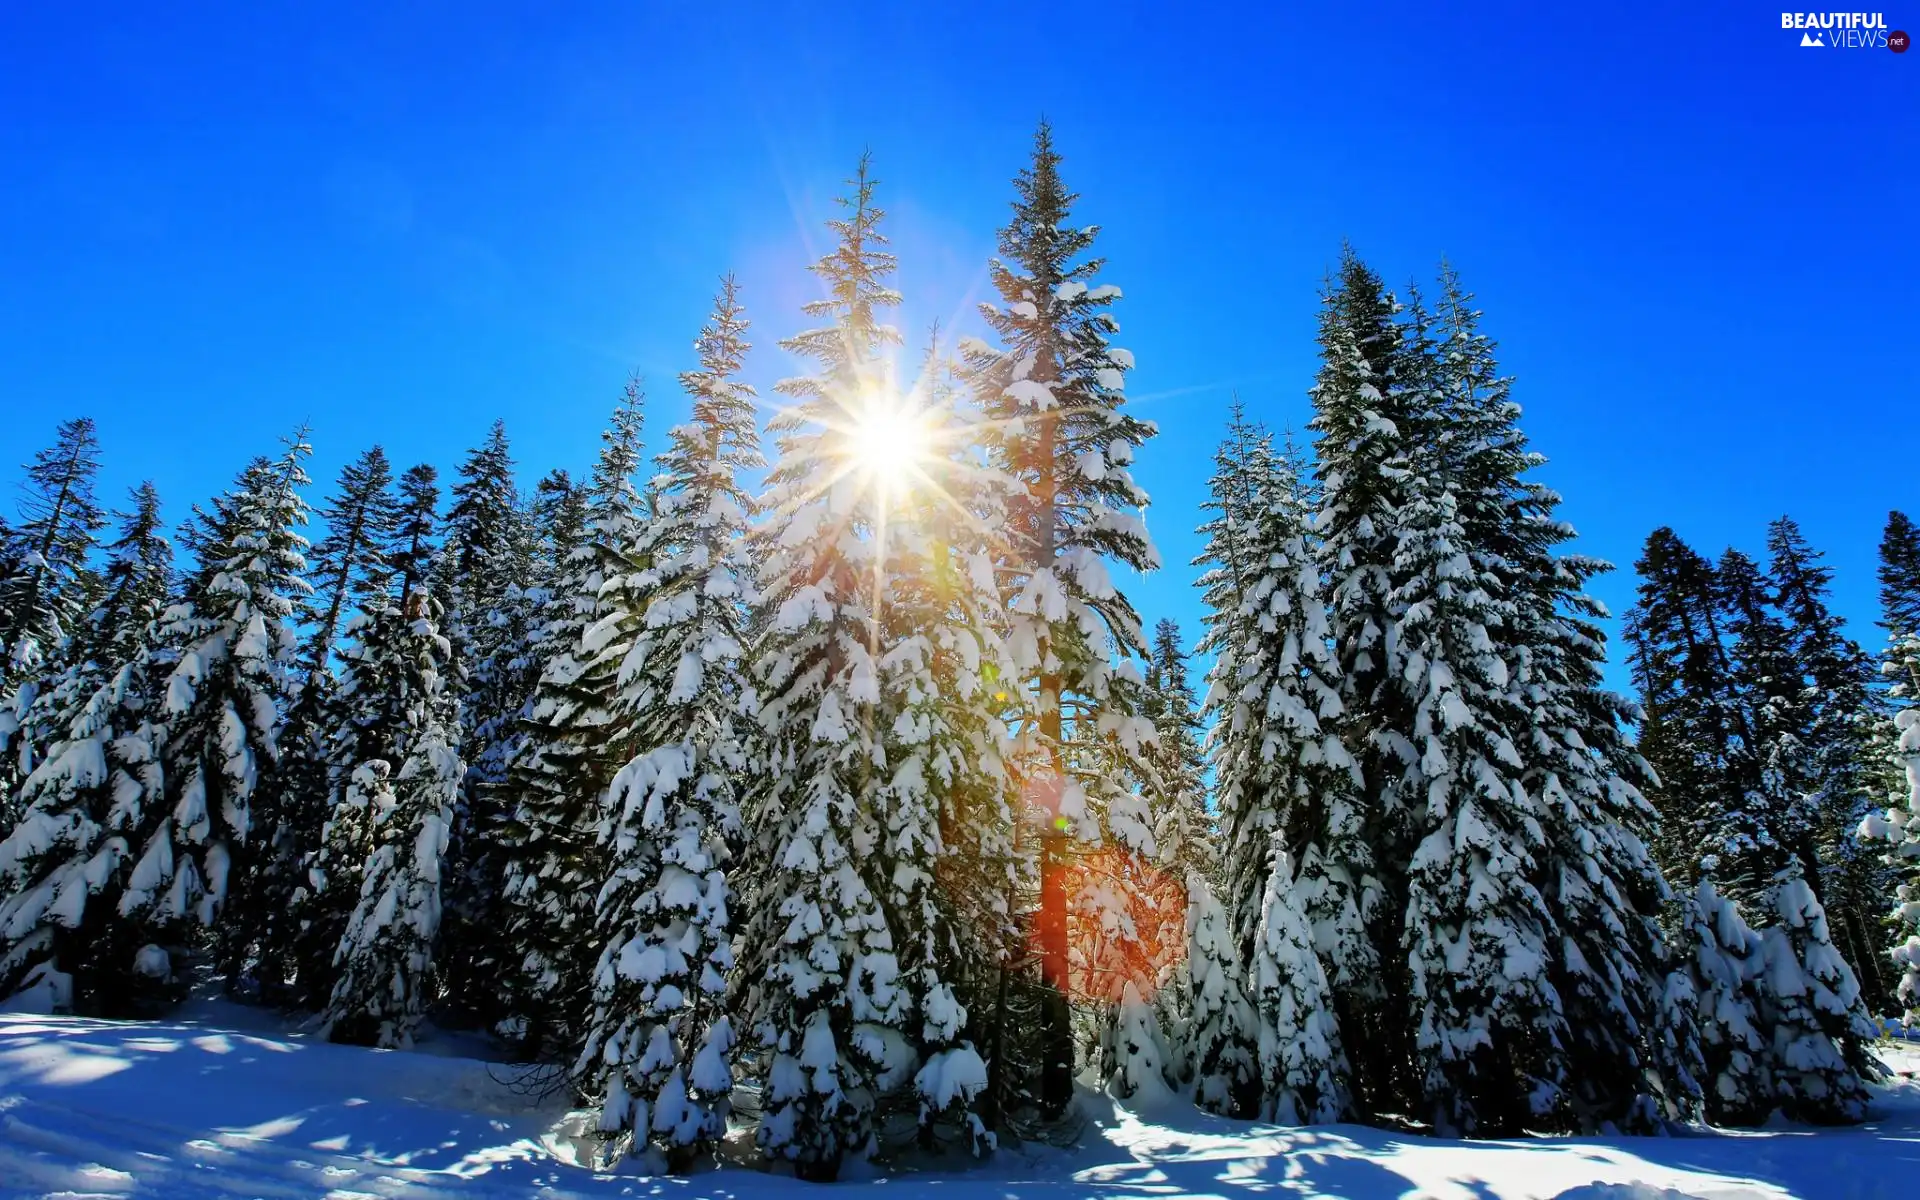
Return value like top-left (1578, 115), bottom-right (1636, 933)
top-left (1, 1008), bottom-right (1915, 1200)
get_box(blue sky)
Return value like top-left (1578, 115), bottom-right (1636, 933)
top-left (2, 2), bottom-right (1914, 686)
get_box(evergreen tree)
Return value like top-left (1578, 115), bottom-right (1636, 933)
top-left (1627, 529), bottom-right (1748, 890)
top-left (0, 417), bottom-right (107, 692)
top-left (1389, 471), bottom-right (1566, 1136)
top-left (1672, 880), bottom-right (1770, 1125)
top-left (1767, 516), bottom-right (1888, 1001)
top-left (1431, 267), bottom-right (1677, 1131)
top-left (868, 330), bottom-right (1007, 1149)
top-left (437, 420), bottom-right (536, 1020)
top-left (738, 158), bottom-right (908, 1180)
top-left (1752, 864), bottom-right (1877, 1123)
top-left (1305, 252), bottom-right (1424, 1109)
top-left (1716, 547), bottom-right (1815, 899)
top-left (1138, 619), bottom-right (1210, 994)
top-left (959, 121), bottom-right (1160, 1115)
top-left (1249, 845), bottom-right (1348, 1124)
top-left (1861, 510), bottom-right (1920, 1021)
top-left (234, 448), bottom-right (401, 993)
top-left (125, 439), bottom-right (309, 938)
top-left (302, 448), bottom-right (398, 682)
top-left (0, 489), bottom-right (173, 1012)
top-left (578, 287), bottom-right (756, 1168)
top-left (493, 382), bottom-right (649, 1056)
top-left (322, 592), bottom-right (462, 1049)
top-left (1881, 511), bottom-right (1920, 647)
top-left (1179, 875), bottom-right (1259, 1116)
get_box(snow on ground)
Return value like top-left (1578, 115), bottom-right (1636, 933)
top-left (1, 1005), bottom-right (1916, 1200)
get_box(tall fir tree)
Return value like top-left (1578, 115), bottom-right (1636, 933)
top-left (1767, 516), bottom-right (1888, 1001)
top-left (1862, 510), bottom-right (1920, 1019)
top-left (1304, 252), bottom-right (1423, 1110)
top-left (0, 417), bottom-right (107, 694)
top-left (436, 419), bottom-right (537, 1021)
top-left (322, 590), bottom-right (463, 1049)
top-left (1716, 548), bottom-right (1814, 900)
top-left (125, 438), bottom-right (309, 943)
top-left (959, 121), bottom-right (1161, 1114)
top-left (1626, 528), bottom-right (1749, 890)
top-left (579, 285), bottom-right (762, 1169)
top-left (0, 487), bottom-right (173, 1012)
top-left (1432, 268), bottom-right (1679, 1131)
top-left (738, 158), bottom-right (910, 1180)
top-left (234, 447), bottom-right (401, 992)
top-left (294, 467), bottom-right (442, 1011)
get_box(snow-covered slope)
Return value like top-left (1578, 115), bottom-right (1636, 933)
top-left (2, 1008), bottom-right (1915, 1199)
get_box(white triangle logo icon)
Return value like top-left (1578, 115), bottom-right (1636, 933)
top-left (1800, 31), bottom-right (1824, 46)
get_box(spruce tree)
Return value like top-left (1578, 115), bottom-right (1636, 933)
top-left (493, 385), bottom-right (648, 1055)
top-left (1431, 267), bottom-right (1677, 1131)
top-left (1389, 470), bottom-right (1566, 1136)
top-left (1767, 516), bottom-right (1888, 1000)
top-left (959, 122), bottom-right (1161, 1114)
top-left (0, 417), bottom-right (107, 692)
top-left (1861, 510), bottom-right (1920, 1020)
top-left (437, 420), bottom-right (536, 1020)
top-left (0, 488), bottom-right (173, 1012)
top-left (126, 439), bottom-right (309, 936)
top-left (1249, 845), bottom-right (1348, 1124)
top-left (322, 591), bottom-right (462, 1049)
top-left (868, 330), bottom-right (1008, 1149)
top-left (288, 462), bottom-right (441, 1006)
top-left (1138, 619), bottom-right (1210, 993)
top-left (1179, 875), bottom-right (1259, 1116)
top-left (302, 448), bottom-right (399, 683)
top-left (1627, 529), bottom-right (1748, 890)
top-left (1305, 252), bottom-right (1423, 1108)
top-left (578, 286), bottom-right (756, 1168)
top-left (1752, 864), bottom-right (1877, 1123)
top-left (1673, 880), bottom-right (1770, 1125)
top-left (738, 158), bottom-right (908, 1180)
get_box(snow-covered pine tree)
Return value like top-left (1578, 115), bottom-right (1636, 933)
top-left (1673, 879), bottom-right (1770, 1125)
top-left (738, 158), bottom-right (910, 1180)
top-left (1716, 547), bottom-right (1817, 902)
top-left (125, 438), bottom-right (310, 943)
top-left (1304, 252), bottom-right (1424, 1106)
top-left (322, 590), bottom-right (462, 1049)
top-left (1751, 863), bottom-right (1878, 1123)
top-left (0, 417), bottom-right (107, 696)
top-left (290, 464), bottom-right (440, 1009)
top-left (1626, 528), bottom-right (1751, 891)
top-left (959, 121), bottom-right (1161, 1115)
top-left (1862, 510), bottom-right (1920, 1019)
top-left (436, 420), bottom-right (538, 1022)
top-left (1180, 874), bottom-right (1259, 1116)
top-left (1388, 467), bottom-right (1567, 1136)
top-left (1138, 618), bottom-right (1210, 988)
top-left (1429, 266), bottom-right (1679, 1130)
top-left (492, 382), bottom-right (649, 1057)
top-left (1196, 405), bottom-right (1376, 1019)
top-left (1766, 517), bottom-right (1890, 1002)
top-left (0, 486), bottom-right (173, 1012)
top-left (301, 448), bottom-right (400, 684)
top-left (1248, 843), bottom-right (1348, 1124)
top-left (233, 447), bottom-right (402, 993)
top-left (866, 329), bottom-right (1008, 1149)
top-left (577, 284), bottom-right (757, 1169)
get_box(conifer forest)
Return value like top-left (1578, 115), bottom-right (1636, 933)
top-left (2, 127), bottom-right (1916, 1185)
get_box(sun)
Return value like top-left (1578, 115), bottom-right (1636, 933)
top-left (847, 394), bottom-right (932, 494)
